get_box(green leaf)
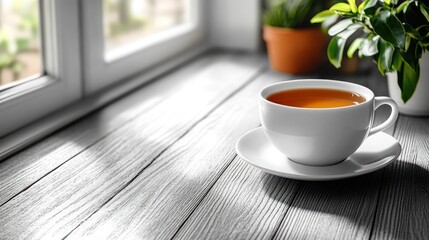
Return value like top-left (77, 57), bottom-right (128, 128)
top-left (406, 39), bottom-right (423, 60)
top-left (405, 36), bottom-right (411, 51)
top-left (263, 5), bottom-right (288, 28)
top-left (347, 38), bottom-right (364, 58)
top-left (348, 0), bottom-right (357, 13)
top-left (397, 67), bottom-right (404, 91)
top-left (330, 3), bottom-right (352, 13)
top-left (384, 0), bottom-right (391, 4)
top-left (360, 37), bottom-right (379, 56)
top-left (416, 24), bottom-right (429, 31)
top-left (328, 19), bottom-right (354, 36)
top-left (337, 24), bottom-right (362, 39)
top-left (328, 36), bottom-right (346, 68)
top-left (370, 10), bottom-right (406, 49)
top-left (391, 49), bottom-right (403, 71)
top-left (358, 0), bottom-right (370, 12)
top-left (400, 47), bottom-right (418, 70)
top-left (363, 0), bottom-right (378, 11)
top-left (311, 10), bottom-right (335, 23)
top-left (420, 4), bottom-right (429, 22)
top-left (377, 39), bottom-right (394, 75)
top-left (397, 1), bottom-right (410, 13)
top-left (414, 44), bottom-right (423, 59)
top-left (321, 16), bottom-right (339, 32)
top-left (400, 60), bottom-right (420, 103)
top-left (404, 24), bottom-right (421, 39)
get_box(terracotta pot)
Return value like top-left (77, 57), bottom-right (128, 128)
top-left (263, 26), bottom-right (327, 74)
top-left (387, 52), bottom-right (429, 116)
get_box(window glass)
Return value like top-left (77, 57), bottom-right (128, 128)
top-left (0, 0), bottom-right (42, 87)
top-left (103, 0), bottom-right (191, 55)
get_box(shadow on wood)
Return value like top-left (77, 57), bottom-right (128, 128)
top-left (260, 160), bottom-right (428, 239)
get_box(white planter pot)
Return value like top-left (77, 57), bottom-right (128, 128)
top-left (387, 52), bottom-right (429, 116)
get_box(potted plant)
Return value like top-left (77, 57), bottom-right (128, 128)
top-left (312, 0), bottom-right (429, 115)
top-left (263, 0), bottom-right (327, 74)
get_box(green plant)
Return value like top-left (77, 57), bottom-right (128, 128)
top-left (263, 0), bottom-right (324, 28)
top-left (0, 30), bottom-right (29, 81)
top-left (0, 0), bottom-right (39, 83)
top-left (312, 0), bottom-right (429, 102)
top-left (13, 0), bottom-right (39, 38)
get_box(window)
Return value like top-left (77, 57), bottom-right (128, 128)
top-left (82, 0), bottom-right (204, 94)
top-left (103, 0), bottom-right (192, 58)
top-left (0, 0), bottom-right (42, 88)
top-left (0, 0), bottom-right (81, 136)
top-left (0, 0), bottom-right (205, 139)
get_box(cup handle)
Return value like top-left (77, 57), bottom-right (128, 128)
top-left (368, 96), bottom-right (399, 136)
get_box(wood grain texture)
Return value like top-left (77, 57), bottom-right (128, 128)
top-left (173, 157), bottom-right (299, 240)
top-left (370, 116), bottom-right (429, 240)
top-left (1, 55), bottom-right (418, 240)
top-left (0, 53), bottom-right (266, 240)
top-left (273, 175), bottom-right (382, 240)
top-left (0, 52), bottom-right (221, 207)
top-left (170, 71), bottom-right (314, 240)
top-left (64, 67), bottom-right (279, 240)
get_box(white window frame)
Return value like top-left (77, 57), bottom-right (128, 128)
top-left (0, 0), bottom-right (82, 137)
top-left (81, 0), bottom-right (205, 94)
top-left (0, 0), bottom-right (264, 159)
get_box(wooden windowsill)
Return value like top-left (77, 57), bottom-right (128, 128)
top-left (0, 51), bottom-right (428, 239)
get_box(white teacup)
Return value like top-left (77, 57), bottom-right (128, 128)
top-left (259, 79), bottom-right (399, 166)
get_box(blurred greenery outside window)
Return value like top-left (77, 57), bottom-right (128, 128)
top-left (103, 0), bottom-right (190, 55)
top-left (0, 0), bottom-right (42, 87)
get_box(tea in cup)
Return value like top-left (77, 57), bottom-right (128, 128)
top-left (259, 79), bottom-right (399, 166)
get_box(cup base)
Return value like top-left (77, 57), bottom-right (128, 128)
top-left (235, 127), bottom-right (402, 181)
top-left (288, 157), bottom-right (347, 167)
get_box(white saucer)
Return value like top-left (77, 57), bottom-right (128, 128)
top-left (235, 127), bottom-right (401, 181)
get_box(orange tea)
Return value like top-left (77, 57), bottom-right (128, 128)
top-left (266, 88), bottom-right (366, 108)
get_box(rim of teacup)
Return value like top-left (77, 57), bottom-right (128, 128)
top-left (260, 79), bottom-right (375, 110)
